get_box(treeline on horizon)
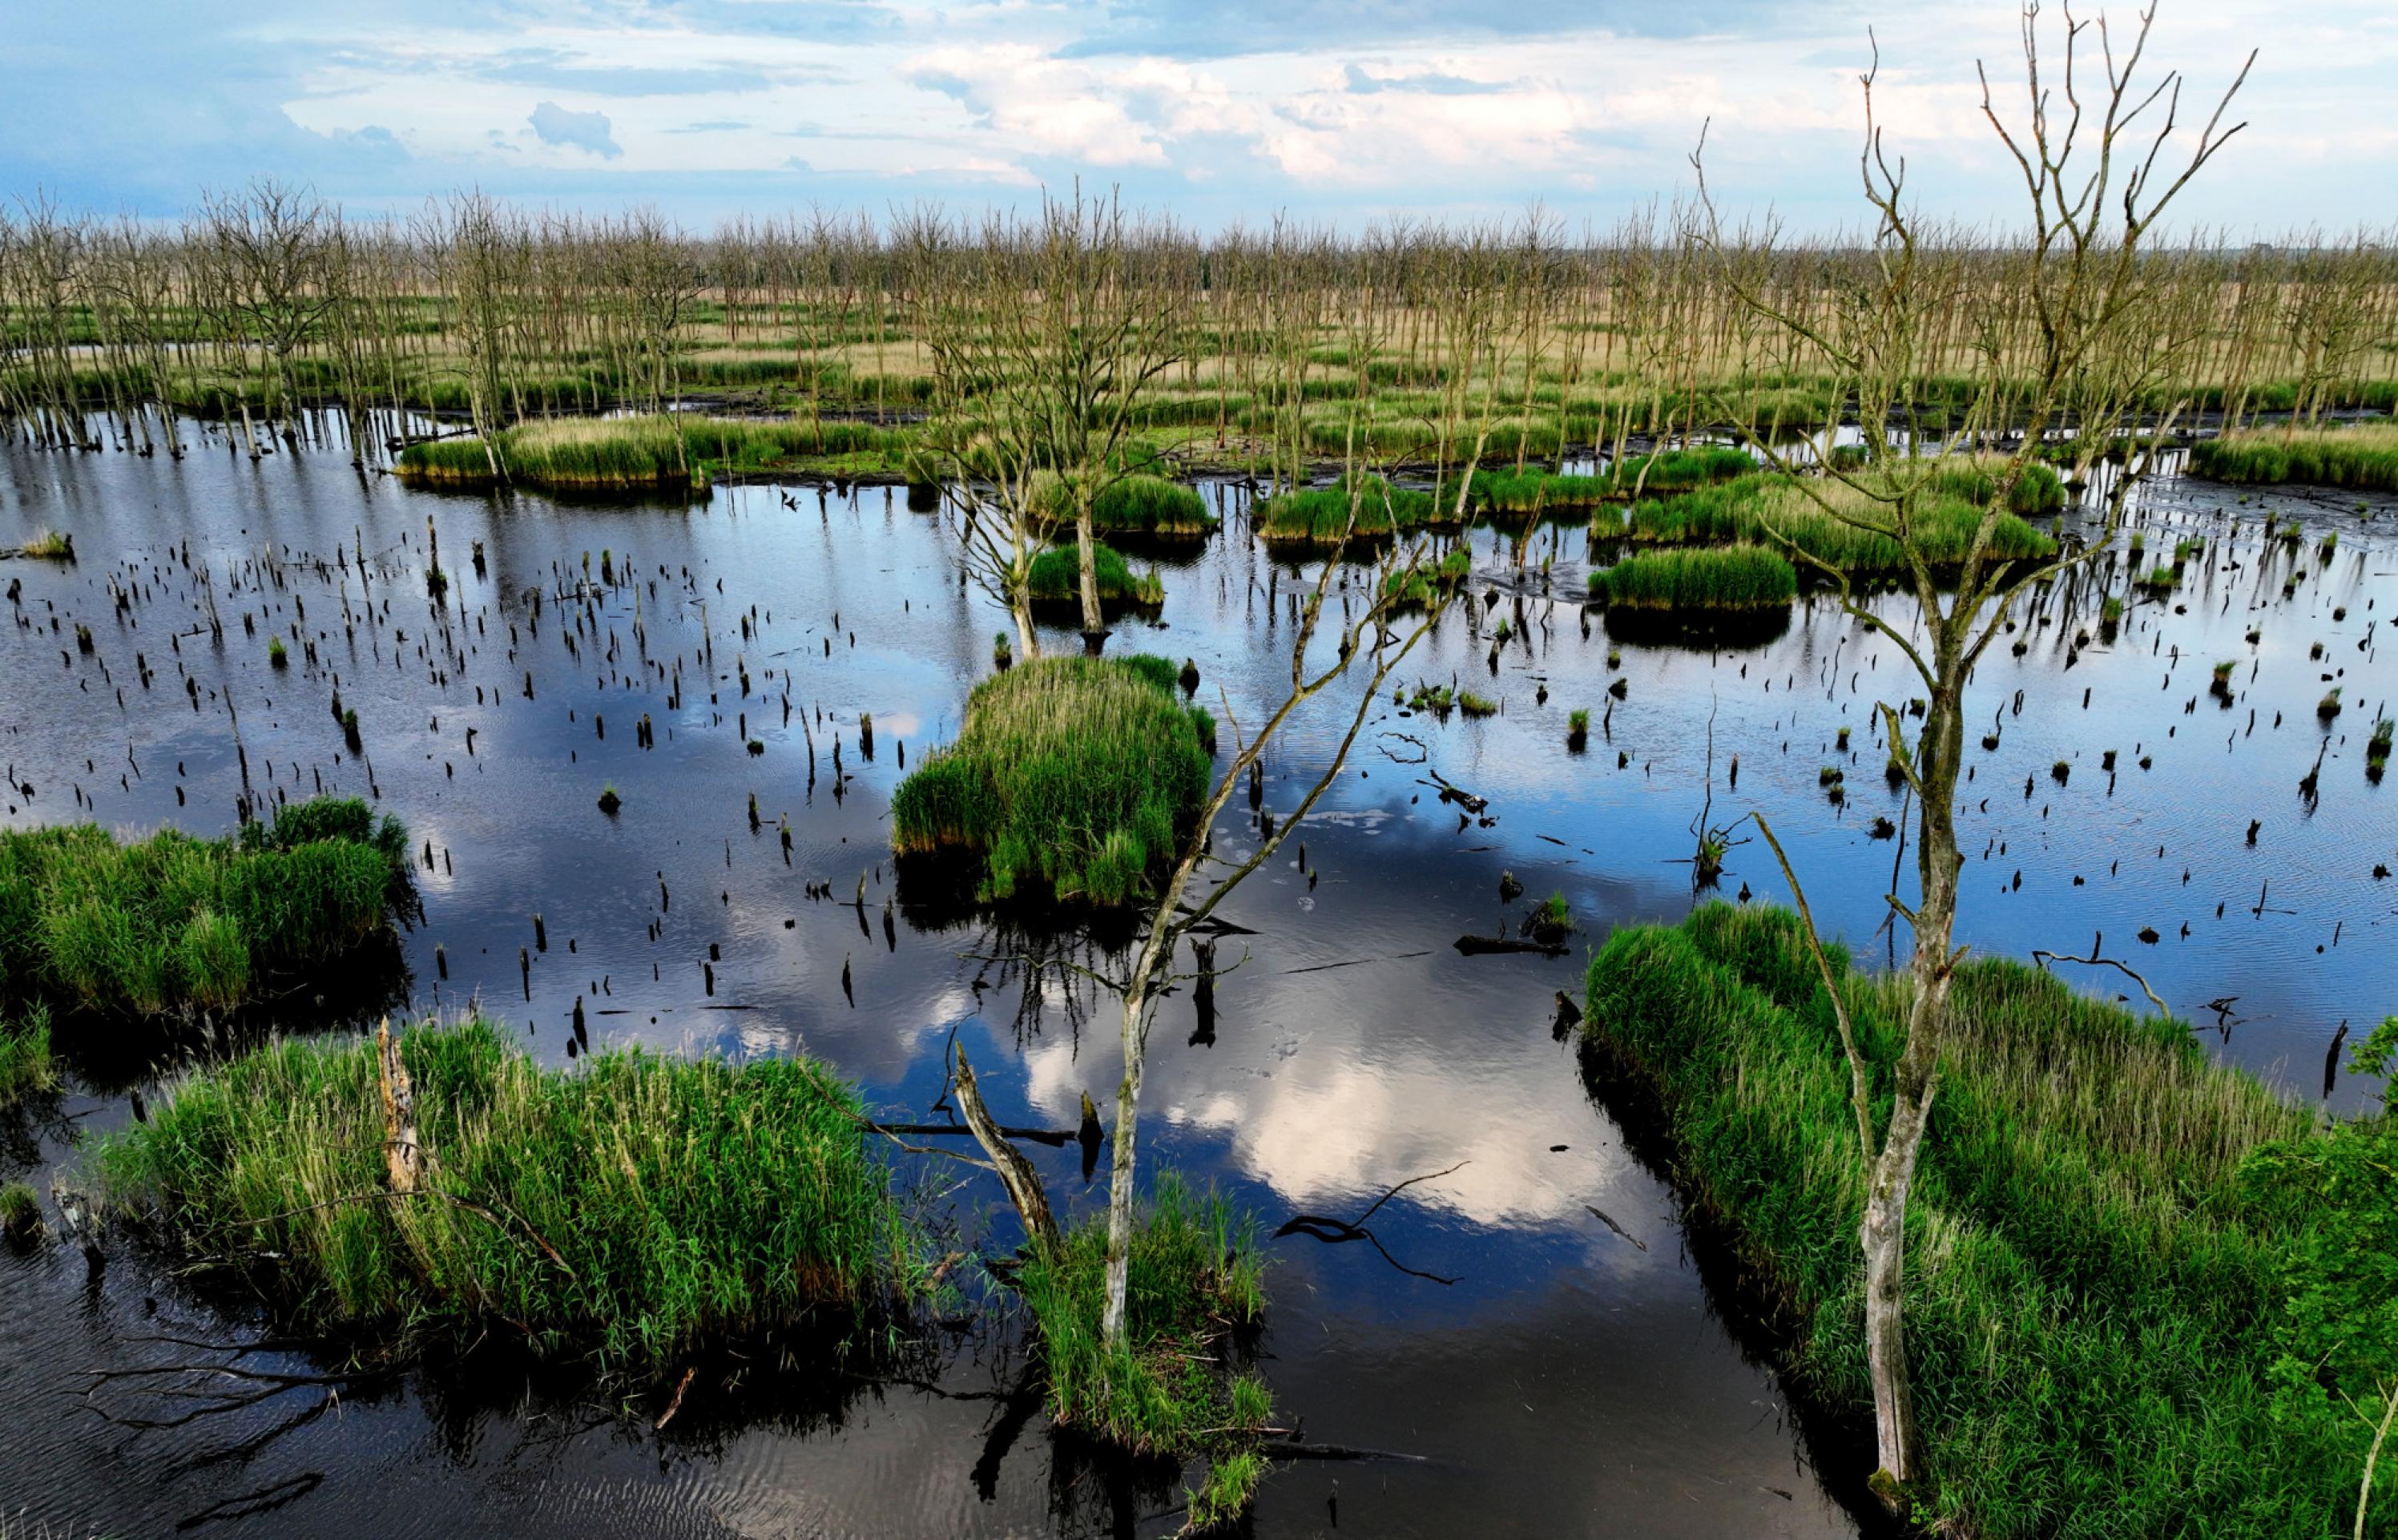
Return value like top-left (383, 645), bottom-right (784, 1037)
top-left (2, 184), bottom-right (2395, 476)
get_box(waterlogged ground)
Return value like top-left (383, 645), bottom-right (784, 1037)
top-left (2, 416), bottom-right (2393, 1538)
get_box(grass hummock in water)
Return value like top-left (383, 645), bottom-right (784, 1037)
top-left (890, 656), bottom-right (1211, 905)
top-left (1380, 546), bottom-right (1470, 607)
top-left (95, 1017), bottom-right (928, 1367)
top-left (1251, 474), bottom-right (1450, 545)
top-left (1017, 1174), bottom-right (1273, 1522)
top-left (397, 414), bottom-right (912, 493)
top-left (1620, 473), bottom-right (2057, 572)
top-left (1086, 474), bottom-right (1218, 538)
top-left (0, 797), bottom-right (411, 1018)
top-left (1580, 904), bottom-right (2381, 1538)
top-left (1589, 546), bottom-right (1797, 611)
top-left (1474, 445), bottom-right (1756, 515)
top-left (1026, 542), bottom-right (1166, 611)
top-left (2190, 421), bottom-right (2398, 490)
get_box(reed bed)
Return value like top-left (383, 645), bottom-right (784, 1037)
top-left (95, 1018), bottom-right (925, 1368)
top-left (1589, 547), bottom-right (1797, 611)
top-left (1582, 905), bottom-right (2368, 1538)
top-left (1622, 474), bottom-right (2057, 571)
top-left (2189, 421), bottom-right (2398, 490)
top-left (889, 656), bottom-right (1210, 905)
top-left (1016, 1174), bottom-right (1272, 1518)
top-left (0, 798), bottom-right (410, 1017)
top-left (1026, 542), bottom-right (1165, 610)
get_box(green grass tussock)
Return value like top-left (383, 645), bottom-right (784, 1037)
top-left (1088, 474), bottom-right (1218, 537)
top-left (889, 656), bottom-right (1211, 906)
top-left (1474, 445), bottom-right (1756, 515)
top-left (0, 797), bottom-right (411, 1018)
top-left (1380, 545), bottom-right (1470, 607)
top-left (1026, 542), bottom-right (1166, 610)
top-left (1018, 1174), bottom-right (1273, 1522)
top-left (1251, 474), bottom-right (1449, 545)
top-left (95, 1018), bottom-right (925, 1367)
top-left (397, 414), bottom-right (914, 492)
top-left (1581, 904), bottom-right (2379, 1538)
top-left (1589, 546), bottom-right (1797, 611)
top-left (2190, 422), bottom-right (2398, 490)
top-left (0, 1004), bottom-right (56, 1105)
top-left (1622, 472), bottom-right (2058, 572)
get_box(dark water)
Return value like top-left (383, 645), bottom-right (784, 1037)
top-left (2, 415), bottom-right (2392, 1537)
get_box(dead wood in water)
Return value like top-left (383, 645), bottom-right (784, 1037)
top-left (952, 1046), bottom-right (1060, 1251)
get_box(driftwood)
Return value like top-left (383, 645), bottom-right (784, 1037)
top-left (953, 1047), bottom-right (1060, 1251)
top-left (1453, 934), bottom-right (1566, 957)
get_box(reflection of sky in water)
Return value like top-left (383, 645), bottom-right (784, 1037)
top-left (2, 416), bottom-right (2393, 1537)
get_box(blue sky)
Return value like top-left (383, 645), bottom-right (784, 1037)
top-left (4, 0), bottom-right (2390, 233)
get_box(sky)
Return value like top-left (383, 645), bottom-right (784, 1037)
top-left (3, 0), bottom-right (2392, 236)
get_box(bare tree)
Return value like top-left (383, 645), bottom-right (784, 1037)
top-left (1691, 2), bottom-right (2251, 1502)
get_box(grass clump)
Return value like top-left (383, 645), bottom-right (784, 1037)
top-left (1380, 545), bottom-right (1470, 607)
top-left (95, 1018), bottom-right (925, 1367)
top-left (2190, 422), bottom-right (2398, 490)
top-left (1581, 903), bottom-right (2376, 1538)
top-left (397, 414), bottom-right (914, 493)
top-left (1026, 542), bottom-right (1165, 611)
top-left (1018, 1174), bottom-right (1273, 1522)
top-left (1087, 474), bottom-right (1217, 537)
top-left (1623, 474), bottom-right (2057, 572)
top-left (12, 527), bottom-right (74, 561)
top-left (0, 1004), bottom-right (56, 1105)
top-left (1251, 474), bottom-right (1446, 545)
top-left (1590, 546), bottom-right (1797, 611)
top-left (1474, 445), bottom-right (1754, 516)
top-left (0, 797), bottom-right (410, 1018)
top-left (890, 656), bottom-right (1209, 906)
top-left (0, 1180), bottom-right (39, 1244)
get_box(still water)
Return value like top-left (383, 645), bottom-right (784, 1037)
top-left (2, 415), bottom-right (2391, 1536)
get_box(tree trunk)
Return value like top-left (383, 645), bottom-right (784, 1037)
top-left (1075, 505), bottom-right (1106, 649)
top-left (1864, 679), bottom-right (1965, 1502)
top-left (1100, 978), bottom-right (1150, 1344)
top-left (1012, 588), bottom-right (1040, 663)
top-left (376, 1016), bottom-right (425, 1195)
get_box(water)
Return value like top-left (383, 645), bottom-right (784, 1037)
top-left (2, 416), bottom-right (2391, 1536)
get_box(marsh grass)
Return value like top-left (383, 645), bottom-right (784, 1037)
top-left (0, 797), bottom-right (410, 1018)
top-left (0, 1004), bottom-right (56, 1105)
top-left (397, 415), bottom-right (913, 492)
top-left (1473, 445), bottom-right (1756, 515)
top-left (1251, 474), bottom-right (1449, 545)
top-left (890, 657), bottom-right (1210, 905)
top-left (1026, 542), bottom-right (1165, 611)
top-left (1582, 904), bottom-right (2369, 1538)
top-left (1087, 474), bottom-right (1217, 537)
top-left (1622, 474), bottom-right (2057, 572)
top-left (1018, 1174), bottom-right (1272, 1518)
top-left (95, 1017), bottom-right (926, 1369)
top-left (2190, 421), bottom-right (2398, 490)
top-left (14, 527), bottom-right (74, 560)
top-left (1380, 546), bottom-right (1470, 608)
top-left (1589, 546), bottom-right (1797, 611)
